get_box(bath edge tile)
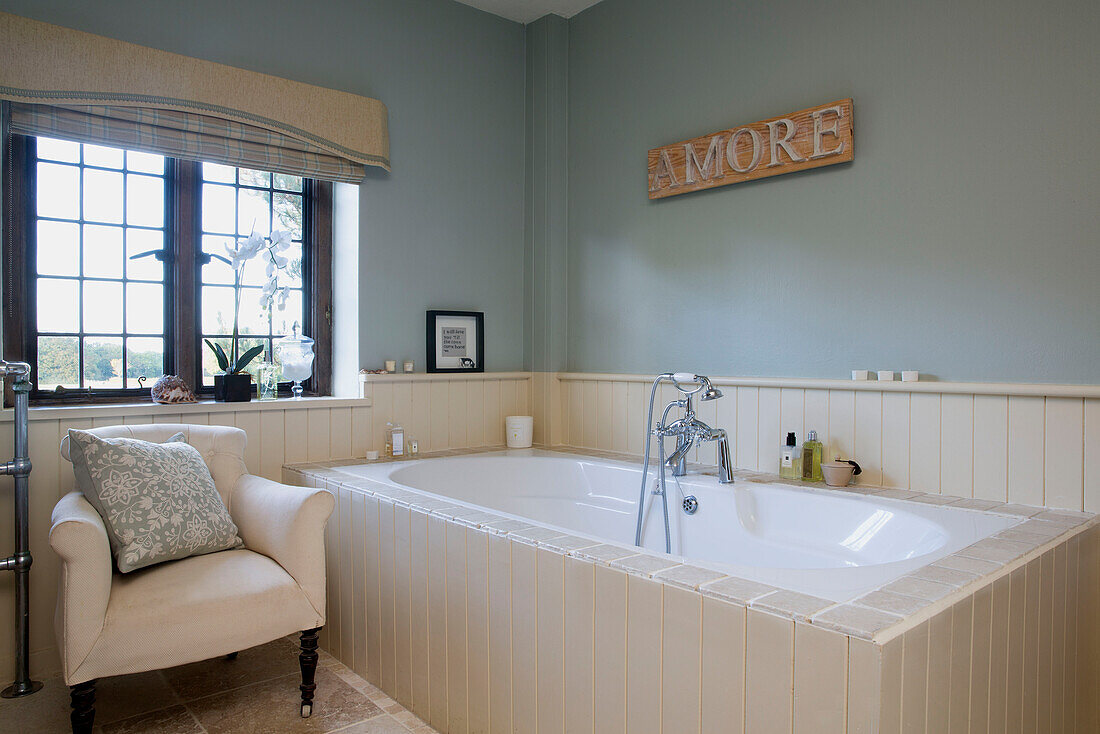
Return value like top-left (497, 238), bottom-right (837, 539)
top-left (652, 564), bottom-right (726, 591)
top-left (609, 553), bottom-right (680, 577)
top-left (811, 604), bottom-right (902, 640)
top-left (750, 590), bottom-right (833, 622)
top-left (699, 575), bottom-right (779, 605)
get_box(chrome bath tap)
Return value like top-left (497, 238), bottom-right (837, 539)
top-left (633, 373), bottom-right (734, 553)
top-left (658, 385), bottom-right (733, 482)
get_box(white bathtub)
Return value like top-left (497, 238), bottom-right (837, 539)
top-left (339, 449), bottom-right (1019, 601)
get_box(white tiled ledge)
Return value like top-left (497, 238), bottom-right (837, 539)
top-left (556, 371), bottom-right (1100, 398)
top-left (359, 371), bottom-right (532, 383)
top-left (0, 395), bottom-right (373, 422)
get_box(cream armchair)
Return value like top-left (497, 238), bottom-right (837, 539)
top-left (49, 424), bottom-right (334, 734)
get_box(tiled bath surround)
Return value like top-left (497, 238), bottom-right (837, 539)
top-left (289, 451), bottom-right (1100, 734)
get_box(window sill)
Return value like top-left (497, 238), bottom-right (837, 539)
top-left (2, 395), bottom-right (372, 423)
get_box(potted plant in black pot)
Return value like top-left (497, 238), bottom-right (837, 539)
top-left (206, 340), bottom-right (264, 402)
top-left (206, 230), bottom-right (295, 402)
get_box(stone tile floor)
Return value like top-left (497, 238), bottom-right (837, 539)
top-left (0, 636), bottom-right (439, 733)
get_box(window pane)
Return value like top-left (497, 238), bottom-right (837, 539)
top-left (82, 144), bottom-right (124, 169)
top-left (37, 278), bottom-right (79, 332)
top-left (37, 163), bottom-right (80, 220)
top-left (36, 220), bottom-right (80, 276)
top-left (273, 173), bottom-right (303, 192)
top-left (126, 337), bottom-right (164, 379)
top-left (272, 289), bottom-right (304, 335)
top-left (83, 225), bottom-right (124, 279)
top-left (201, 285), bottom-right (236, 334)
top-left (235, 287), bottom-right (272, 334)
top-left (202, 336), bottom-right (232, 381)
top-left (33, 136), bottom-right (168, 393)
top-left (198, 162), bottom-right (312, 390)
top-left (279, 244), bottom-right (303, 289)
top-left (272, 193), bottom-right (303, 239)
top-left (126, 229), bottom-right (164, 281)
top-left (126, 174), bottom-right (164, 227)
top-left (126, 283), bottom-right (163, 334)
top-left (238, 188), bottom-right (270, 236)
top-left (202, 162), bottom-right (236, 183)
top-left (240, 243), bottom-right (274, 287)
top-left (37, 137), bottom-right (80, 164)
top-left (238, 168), bottom-right (270, 187)
top-left (83, 168), bottom-right (123, 224)
top-left (126, 150), bottom-right (164, 175)
top-left (83, 337), bottom-right (123, 387)
top-left (200, 235), bottom-right (235, 285)
top-left (83, 280), bottom-right (123, 333)
top-left (202, 183), bottom-right (236, 234)
top-left (37, 336), bottom-right (79, 388)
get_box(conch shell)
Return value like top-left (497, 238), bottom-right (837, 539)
top-left (151, 375), bottom-right (197, 404)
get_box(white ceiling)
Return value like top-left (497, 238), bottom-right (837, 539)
top-left (453, 0), bottom-right (603, 23)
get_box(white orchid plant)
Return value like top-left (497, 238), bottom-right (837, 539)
top-left (204, 229), bottom-right (295, 375)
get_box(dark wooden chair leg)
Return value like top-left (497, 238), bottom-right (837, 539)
top-left (69, 680), bottom-right (96, 734)
top-left (299, 628), bottom-right (321, 718)
top-left (225, 652), bottom-right (239, 660)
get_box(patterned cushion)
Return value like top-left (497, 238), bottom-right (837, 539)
top-left (67, 429), bottom-right (243, 573)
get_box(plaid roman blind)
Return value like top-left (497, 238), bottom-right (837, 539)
top-left (0, 12), bottom-right (390, 178)
top-left (8, 103), bottom-right (367, 184)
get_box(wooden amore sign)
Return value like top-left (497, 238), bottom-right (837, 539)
top-left (648, 98), bottom-right (854, 199)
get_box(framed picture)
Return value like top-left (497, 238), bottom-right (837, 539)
top-left (426, 310), bottom-right (484, 373)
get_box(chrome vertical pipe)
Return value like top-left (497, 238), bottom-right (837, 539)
top-left (1, 360), bottom-right (42, 698)
top-left (634, 373), bottom-right (672, 547)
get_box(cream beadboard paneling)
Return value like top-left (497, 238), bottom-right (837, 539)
top-left (0, 397), bottom-right (368, 681)
top-left (358, 372), bottom-right (531, 453)
top-left (553, 373), bottom-right (1100, 513)
top-left (0, 372), bottom-right (531, 680)
top-left (296, 463), bottom-right (1100, 734)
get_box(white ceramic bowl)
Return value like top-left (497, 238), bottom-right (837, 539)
top-left (822, 461), bottom-right (857, 487)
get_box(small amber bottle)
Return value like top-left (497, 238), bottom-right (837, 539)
top-left (801, 430), bottom-right (823, 481)
top-left (385, 422), bottom-right (405, 458)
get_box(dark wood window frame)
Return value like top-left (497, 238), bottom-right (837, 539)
top-left (2, 132), bottom-right (332, 404)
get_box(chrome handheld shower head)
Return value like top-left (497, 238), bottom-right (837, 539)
top-left (671, 373), bottom-right (722, 400)
top-left (698, 376), bottom-right (723, 401)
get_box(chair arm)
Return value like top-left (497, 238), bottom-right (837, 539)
top-left (49, 492), bottom-right (113, 681)
top-left (231, 474), bottom-right (335, 617)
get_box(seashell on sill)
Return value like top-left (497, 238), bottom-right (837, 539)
top-left (151, 374), bottom-right (198, 404)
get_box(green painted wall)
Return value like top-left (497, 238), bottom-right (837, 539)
top-left (524, 14), bottom-right (570, 372)
top-left (3, 0), bottom-right (1098, 384)
top-left (0, 0), bottom-right (527, 375)
top-left (566, 0), bottom-right (1100, 382)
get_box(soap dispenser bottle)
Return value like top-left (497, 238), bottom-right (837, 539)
top-left (385, 422), bottom-right (405, 458)
top-left (780, 432), bottom-right (802, 480)
top-left (801, 430), bottom-right (823, 481)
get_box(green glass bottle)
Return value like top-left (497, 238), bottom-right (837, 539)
top-left (801, 430), bottom-right (823, 482)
